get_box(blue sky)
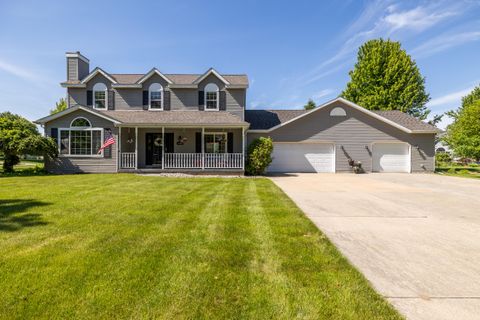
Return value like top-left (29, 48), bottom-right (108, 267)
top-left (1, 0), bottom-right (480, 129)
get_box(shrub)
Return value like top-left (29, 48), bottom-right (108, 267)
top-left (458, 169), bottom-right (470, 175)
top-left (245, 137), bottom-right (273, 175)
top-left (435, 152), bottom-right (451, 166)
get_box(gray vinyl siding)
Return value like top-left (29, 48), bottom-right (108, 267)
top-left (247, 102), bottom-right (435, 172)
top-left (68, 72), bottom-right (245, 117)
top-left (44, 110), bottom-right (117, 173)
top-left (78, 59), bottom-right (89, 80)
top-left (67, 57), bottom-right (77, 81)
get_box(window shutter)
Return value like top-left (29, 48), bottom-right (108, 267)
top-left (227, 132), bottom-right (233, 153)
top-left (164, 91), bottom-right (171, 111)
top-left (143, 90), bottom-right (149, 110)
top-left (195, 132), bottom-right (202, 153)
top-left (103, 128), bottom-right (112, 158)
top-left (219, 91), bottom-right (227, 111)
top-left (198, 91), bottom-right (204, 111)
top-left (108, 90), bottom-right (115, 110)
top-left (86, 90), bottom-right (93, 107)
top-left (50, 128), bottom-right (58, 144)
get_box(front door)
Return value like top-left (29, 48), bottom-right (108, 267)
top-left (146, 133), bottom-right (163, 166)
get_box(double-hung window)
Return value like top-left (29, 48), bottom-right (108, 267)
top-left (149, 83), bottom-right (163, 110)
top-left (204, 133), bottom-right (227, 153)
top-left (204, 83), bottom-right (219, 111)
top-left (93, 83), bottom-right (107, 109)
top-left (59, 117), bottom-right (103, 156)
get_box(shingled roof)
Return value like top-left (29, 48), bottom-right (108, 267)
top-left (246, 99), bottom-right (439, 133)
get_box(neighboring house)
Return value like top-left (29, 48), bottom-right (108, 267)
top-left (35, 52), bottom-right (439, 174)
top-left (435, 133), bottom-right (451, 154)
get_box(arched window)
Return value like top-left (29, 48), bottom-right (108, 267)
top-left (93, 83), bottom-right (107, 109)
top-left (149, 83), bottom-right (163, 110)
top-left (330, 107), bottom-right (346, 116)
top-left (70, 117), bottom-right (91, 127)
top-left (204, 83), bottom-right (219, 111)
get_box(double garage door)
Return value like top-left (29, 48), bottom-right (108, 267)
top-left (268, 143), bottom-right (335, 173)
top-left (268, 142), bottom-right (410, 173)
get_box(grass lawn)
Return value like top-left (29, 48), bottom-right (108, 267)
top-left (436, 166), bottom-right (480, 180)
top-left (0, 174), bottom-right (401, 319)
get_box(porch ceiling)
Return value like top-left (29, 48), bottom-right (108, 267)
top-left (98, 110), bottom-right (249, 127)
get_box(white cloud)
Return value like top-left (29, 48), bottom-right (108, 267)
top-left (427, 86), bottom-right (475, 108)
top-left (312, 89), bottom-right (335, 101)
top-left (384, 6), bottom-right (456, 32)
top-left (0, 58), bottom-right (40, 82)
top-left (412, 31), bottom-right (480, 58)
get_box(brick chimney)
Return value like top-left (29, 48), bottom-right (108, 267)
top-left (66, 51), bottom-right (89, 81)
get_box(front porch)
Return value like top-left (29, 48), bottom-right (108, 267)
top-left (117, 126), bottom-right (245, 172)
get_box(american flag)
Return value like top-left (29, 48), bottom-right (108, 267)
top-left (98, 130), bottom-right (115, 154)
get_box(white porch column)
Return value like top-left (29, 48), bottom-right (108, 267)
top-left (201, 127), bottom-right (205, 170)
top-left (242, 126), bottom-right (245, 171)
top-left (117, 126), bottom-right (121, 171)
top-left (135, 127), bottom-right (138, 170)
top-left (161, 127), bottom-right (165, 170)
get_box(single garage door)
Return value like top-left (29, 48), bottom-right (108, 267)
top-left (372, 143), bottom-right (410, 173)
top-left (268, 143), bottom-right (335, 173)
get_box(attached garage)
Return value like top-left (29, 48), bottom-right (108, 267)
top-left (372, 143), bottom-right (410, 173)
top-left (269, 143), bottom-right (335, 173)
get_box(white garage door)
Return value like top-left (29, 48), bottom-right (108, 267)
top-left (372, 143), bottom-right (410, 173)
top-left (268, 143), bottom-right (335, 173)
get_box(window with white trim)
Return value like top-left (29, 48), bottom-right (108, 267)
top-left (59, 117), bottom-right (103, 156)
top-left (93, 83), bottom-right (107, 109)
top-left (204, 83), bottom-right (219, 111)
top-left (204, 133), bottom-right (226, 153)
top-left (149, 83), bottom-right (163, 110)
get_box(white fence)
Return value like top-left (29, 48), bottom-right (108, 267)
top-left (120, 152), bottom-right (243, 169)
top-left (120, 152), bottom-right (136, 169)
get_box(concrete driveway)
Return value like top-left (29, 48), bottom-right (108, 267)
top-left (270, 173), bottom-right (480, 320)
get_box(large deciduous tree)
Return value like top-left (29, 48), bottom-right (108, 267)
top-left (444, 85), bottom-right (480, 160)
top-left (0, 112), bottom-right (58, 172)
top-left (50, 98), bottom-right (67, 115)
top-left (341, 39), bottom-right (430, 119)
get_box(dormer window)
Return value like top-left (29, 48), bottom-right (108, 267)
top-left (149, 83), bottom-right (163, 110)
top-left (93, 83), bottom-right (107, 109)
top-left (205, 83), bottom-right (219, 111)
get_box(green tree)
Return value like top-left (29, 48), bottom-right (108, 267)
top-left (0, 112), bottom-right (58, 172)
top-left (341, 39), bottom-right (430, 119)
top-left (50, 98), bottom-right (67, 115)
top-left (444, 100), bottom-right (480, 161)
top-left (461, 85), bottom-right (480, 109)
top-left (304, 99), bottom-right (316, 110)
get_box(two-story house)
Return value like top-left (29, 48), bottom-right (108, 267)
top-left (35, 52), bottom-right (439, 174)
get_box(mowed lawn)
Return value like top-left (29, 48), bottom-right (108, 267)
top-left (0, 174), bottom-right (401, 319)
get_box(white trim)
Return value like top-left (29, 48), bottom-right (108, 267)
top-left (371, 141), bottom-right (411, 173)
top-left (61, 83), bottom-right (87, 88)
top-left (204, 83), bottom-right (219, 111)
top-left (115, 123), bottom-right (249, 128)
top-left (70, 117), bottom-right (92, 128)
top-left (57, 127), bottom-right (104, 157)
top-left (136, 68), bottom-right (173, 84)
top-left (112, 84), bottom-right (142, 89)
top-left (93, 82), bottom-right (108, 110)
top-left (194, 68), bottom-right (230, 85)
top-left (66, 52), bottom-right (89, 63)
top-left (148, 83), bottom-right (164, 111)
top-left (135, 127), bottom-right (138, 170)
top-left (247, 97), bottom-right (438, 134)
top-left (204, 132), bottom-right (227, 154)
top-left (80, 67), bottom-right (117, 84)
top-left (34, 106), bottom-right (121, 125)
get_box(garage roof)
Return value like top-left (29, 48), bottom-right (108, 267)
top-left (246, 98), bottom-right (440, 133)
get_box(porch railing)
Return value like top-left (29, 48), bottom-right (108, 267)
top-left (165, 153), bottom-right (203, 169)
top-left (204, 153), bottom-right (243, 169)
top-left (120, 152), bottom-right (243, 169)
top-left (120, 152), bottom-right (136, 169)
